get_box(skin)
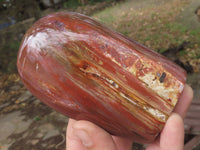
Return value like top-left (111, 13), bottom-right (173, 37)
top-left (66, 84), bottom-right (193, 150)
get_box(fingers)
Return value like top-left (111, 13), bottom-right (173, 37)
top-left (146, 113), bottom-right (184, 150)
top-left (66, 119), bottom-right (84, 150)
top-left (160, 113), bottom-right (184, 150)
top-left (112, 136), bottom-right (133, 150)
top-left (174, 84), bottom-right (193, 118)
top-left (66, 119), bottom-right (117, 150)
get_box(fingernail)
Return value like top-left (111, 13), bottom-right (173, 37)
top-left (73, 129), bottom-right (93, 147)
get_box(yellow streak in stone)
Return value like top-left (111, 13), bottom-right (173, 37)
top-left (120, 92), bottom-right (166, 122)
top-left (119, 92), bottom-right (138, 105)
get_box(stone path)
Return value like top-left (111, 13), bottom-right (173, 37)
top-left (176, 0), bottom-right (200, 30)
top-left (0, 86), bottom-right (68, 150)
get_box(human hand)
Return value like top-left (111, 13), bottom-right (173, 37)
top-left (66, 84), bottom-right (193, 150)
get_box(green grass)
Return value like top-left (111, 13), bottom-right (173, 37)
top-left (9, 41), bottom-right (21, 50)
top-left (63, 0), bottom-right (114, 9)
top-left (89, 0), bottom-right (113, 5)
top-left (93, 4), bottom-right (119, 24)
top-left (98, 14), bottom-right (116, 24)
top-left (0, 40), bottom-right (21, 73)
top-left (190, 29), bottom-right (200, 36)
top-left (164, 23), bottom-right (187, 33)
top-left (151, 12), bottom-right (157, 20)
top-left (178, 50), bottom-right (187, 56)
top-left (190, 29), bottom-right (200, 42)
top-left (121, 30), bottom-right (129, 36)
top-left (34, 116), bottom-right (41, 121)
top-left (158, 48), bottom-right (167, 54)
top-left (63, 0), bottom-right (81, 9)
top-left (143, 35), bottom-right (152, 42)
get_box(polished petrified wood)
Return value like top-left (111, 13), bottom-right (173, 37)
top-left (17, 12), bottom-right (187, 143)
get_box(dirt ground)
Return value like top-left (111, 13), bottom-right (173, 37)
top-left (0, 0), bottom-right (200, 150)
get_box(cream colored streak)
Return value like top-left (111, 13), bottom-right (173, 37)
top-left (83, 65), bottom-right (167, 122)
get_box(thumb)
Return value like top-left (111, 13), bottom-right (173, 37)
top-left (160, 113), bottom-right (184, 150)
top-left (66, 119), bottom-right (117, 150)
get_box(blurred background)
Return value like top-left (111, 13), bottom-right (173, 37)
top-left (0, 0), bottom-right (200, 149)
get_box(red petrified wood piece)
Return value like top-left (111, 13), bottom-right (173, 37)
top-left (17, 12), bottom-right (187, 143)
